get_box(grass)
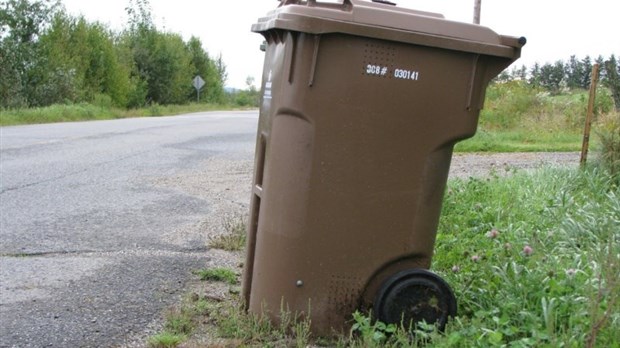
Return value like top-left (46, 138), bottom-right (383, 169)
top-left (428, 166), bottom-right (620, 347)
top-left (193, 267), bottom-right (238, 285)
top-left (208, 213), bottom-right (247, 252)
top-left (149, 165), bottom-right (619, 347)
top-left (455, 129), bottom-right (583, 152)
top-left (208, 296), bottom-right (313, 347)
top-left (147, 307), bottom-right (193, 348)
top-left (0, 102), bottom-right (235, 126)
top-left (147, 332), bottom-right (186, 348)
top-left (147, 267), bottom-right (240, 347)
top-left (454, 82), bottom-right (616, 153)
top-left (343, 166), bottom-right (619, 347)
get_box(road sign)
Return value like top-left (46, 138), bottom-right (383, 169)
top-left (193, 75), bottom-right (206, 102)
top-left (193, 75), bottom-right (205, 91)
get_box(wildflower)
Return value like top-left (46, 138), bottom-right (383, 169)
top-left (523, 245), bottom-right (533, 256)
top-left (486, 228), bottom-right (499, 239)
top-left (471, 255), bottom-right (481, 262)
top-left (565, 268), bottom-right (577, 277)
top-left (451, 265), bottom-right (460, 273)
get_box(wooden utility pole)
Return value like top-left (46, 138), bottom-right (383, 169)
top-left (474, 0), bottom-right (482, 24)
top-left (580, 64), bottom-right (600, 167)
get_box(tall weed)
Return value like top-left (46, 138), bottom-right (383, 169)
top-left (480, 81), bottom-right (614, 134)
top-left (596, 111), bottom-right (620, 180)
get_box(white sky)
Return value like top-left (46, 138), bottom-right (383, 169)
top-left (61, 0), bottom-right (619, 89)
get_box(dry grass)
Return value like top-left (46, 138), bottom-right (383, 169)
top-left (208, 214), bottom-right (247, 252)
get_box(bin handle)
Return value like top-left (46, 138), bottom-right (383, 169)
top-left (278, 0), bottom-right (354, 10)
top-left (278, 0), bottom-right (396, 9)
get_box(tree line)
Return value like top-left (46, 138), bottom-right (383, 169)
top-left (497, 54), bottom-right (620, 109)
top-left (0, 0), bottom-right (227, 109)
top-left (2, 0), bottom-right (619, 111)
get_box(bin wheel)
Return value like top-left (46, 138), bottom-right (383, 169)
top-left (373, 269), bottom-right (456, 331)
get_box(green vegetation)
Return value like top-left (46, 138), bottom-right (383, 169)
top-left (597, 111), bottom-right (620, 180)
top-left (455, 81), bottom-right (616, 152)
top-left (454, 54), bottom-right (620, 153)
top-left (2, 2), bottom-right (618, 146)
top-left (0, 0), bottom-right (253, 112)
top-left (206, 296), bottom-right (313, 348)
top-left (194, 267), bottom-right (238, 285)
top-left (340, 167), bottom-right (620, 347)
top-left (0, 102), bottom-right (232, 126)
top-left (147, 332), bottom-right (185, 348)
top-left (429, 167), bottom-right (620, 347)
top-left (154, 166), bottom-right (619, 347)
top-left (208, 213), bottom-right (248, 252)
top-left (147, 268), bottom-right (239, 348)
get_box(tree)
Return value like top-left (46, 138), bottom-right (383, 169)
top-left (90, 26), bottom-right (131, 106)
top-left (580, 56), bottom-right (593, 89)
top-left (186, 36), bottom-right (224, 103)
top-left (529, 63), bottom-right (541, 87)
top-left (122, 0), bottom-right (158, 106)
top-left (215, 53), bottom-right (227, 86)
top-left (494, 70), bottom-right (512, 83)
top-left (603, 55), bottom-right (620, 111)
top-left (513, 65), bottom-right (527, 81)
top-left (0, 0), bottom-right (59, 107)
top-left (122, 0), bottom-right (227, 106)
top-left (539, 61), bottom-right (565, 94)
top-left (0, 0), bottom-right (58, 42)
top-left (566, 55), bottom-right (586, 90)
top-left (31, 12), bottom-right (130, 106)
top-left (1, 0), bottom-right (227, 109)
top-left (149, 32), bottom-right (193, 104)
top-left (30, 11), bottom-right (79, 105)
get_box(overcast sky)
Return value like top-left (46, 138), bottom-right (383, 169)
top-left (61, 0), bottom-right (618, 89)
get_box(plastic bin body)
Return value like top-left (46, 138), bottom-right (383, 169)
top-left (243, 0), bottom-right (523, 335)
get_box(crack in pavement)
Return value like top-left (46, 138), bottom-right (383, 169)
top-left (0, 149), bottom-right (154, 195)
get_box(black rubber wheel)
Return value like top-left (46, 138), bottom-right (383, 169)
top-left (373, 269), bottom-right (457, 331)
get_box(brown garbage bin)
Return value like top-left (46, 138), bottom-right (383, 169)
top-left (242, 0), bottom-right (524, 336)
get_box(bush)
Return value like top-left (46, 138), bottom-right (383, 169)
top-left (481, 81), bottom-right (543, 130)
top-left (481, 81), bottom-right (615, 133)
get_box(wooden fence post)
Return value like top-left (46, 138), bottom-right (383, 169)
top-left (580, 64), bottom-right (600, 167)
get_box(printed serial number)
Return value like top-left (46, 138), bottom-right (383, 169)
top-left (366, 64), bottom-right (389, 76)
top-left (394, 69), bottom-right (420, 81)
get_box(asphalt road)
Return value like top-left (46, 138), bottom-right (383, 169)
top-left (0, 111), bottom-right (258, 347)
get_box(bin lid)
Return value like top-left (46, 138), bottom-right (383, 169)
top-left (253, 0), bottom-right (525, 59)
